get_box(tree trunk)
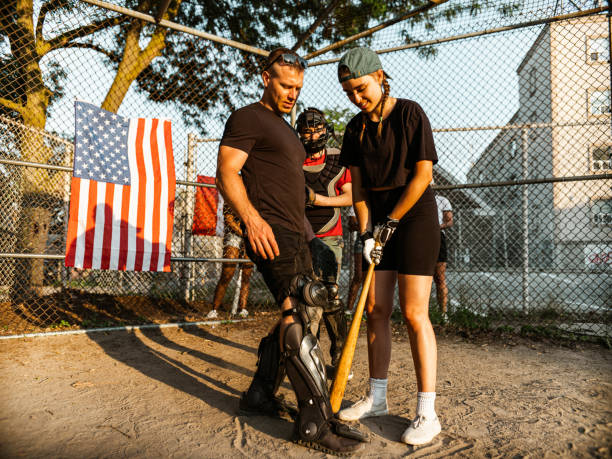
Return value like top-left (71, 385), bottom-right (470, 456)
top-left (9, 76), bottom-right (58, 302)
top-left (101, 19), bottom-right (168, 113)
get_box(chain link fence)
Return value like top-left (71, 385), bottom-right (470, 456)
top-left (0, 0), bottom-right (610, 339)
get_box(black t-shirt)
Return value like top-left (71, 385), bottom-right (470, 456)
top-left (339, 99), bottom-right (438, 188)
top-left (220, 102), bottom-right (306, 233)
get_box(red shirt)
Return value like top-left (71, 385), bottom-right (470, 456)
top-left (303, 152), bottom-right (351, 237)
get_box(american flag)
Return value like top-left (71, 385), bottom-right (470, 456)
top-left (65, 101), bottom-right (176, 272)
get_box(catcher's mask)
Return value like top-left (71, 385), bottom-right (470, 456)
top-left (296, 107), bottom-right (334, 155)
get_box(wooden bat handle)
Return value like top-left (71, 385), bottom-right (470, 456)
top-left (329, 260), bottom-right (376, 413)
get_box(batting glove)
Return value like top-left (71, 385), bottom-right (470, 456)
top-left (373, 216), bottom-right (400, 249)
top-left (360, 231), bottom-right (378, 265)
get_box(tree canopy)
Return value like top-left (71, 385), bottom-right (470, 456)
top-left (0, 0), bottom-right (521, 132)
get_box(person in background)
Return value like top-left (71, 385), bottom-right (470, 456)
top-left (297, 107), bottom-right (352, 379)
top-left (434, 193), bottom-right (453, 321)
top-left (336, 46), bottom-right (442, 446)
top-left (207, 204), bottom-right (253, 319)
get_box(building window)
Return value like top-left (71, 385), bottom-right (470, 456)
top-left (591, 198), bottom-right (612, 226)
top-left (587, 36), bottom-right (609, 63)
top-left (591, 145), bottom-right (612, 172)
top-left (529, 68), bottom-right (536, 96)
top-left (589, 89), bottom-right (611, 116)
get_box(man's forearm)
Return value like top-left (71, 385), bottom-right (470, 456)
top-left (313, 192), bottom-right (352, 208)
top-left (216, 171), bottom-right (258, 226)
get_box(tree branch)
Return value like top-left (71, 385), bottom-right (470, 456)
top-left (35, 0), bottom-right (64, 45)
top-left (0, 96), bottom-right (25, 114)
top-left (57, 42), bottom-right (119, 62)
top-left (292, 0), bottom-right (342, 52)
top-left (42, 14), bottom-right (129, 55)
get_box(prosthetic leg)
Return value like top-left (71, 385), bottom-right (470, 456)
top-left (281, 275), bottom-right (367, 454)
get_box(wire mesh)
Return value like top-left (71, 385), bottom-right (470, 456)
top-left (0, 0), bottom-right (610, 339)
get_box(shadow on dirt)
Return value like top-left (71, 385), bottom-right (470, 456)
top-left (86, 326), bottom-right (294, 441)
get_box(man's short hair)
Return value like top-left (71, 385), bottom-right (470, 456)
top-left (263, 47), bottom-right (305, 75)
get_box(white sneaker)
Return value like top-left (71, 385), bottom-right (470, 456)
top-left (206, 309), bottom-right (219, 319)
top-left (238, 309), bottom-right (249, 318)
top-left (401, 415), bottom-right (441, 445)
top-left (337, 395), bottom-right (388, 421)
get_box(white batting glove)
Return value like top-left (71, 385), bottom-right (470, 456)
top-left (360, 231), bottom-right (382, 265)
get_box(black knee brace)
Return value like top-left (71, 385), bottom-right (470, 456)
top-left (288, 274), bottom-right (328, 336)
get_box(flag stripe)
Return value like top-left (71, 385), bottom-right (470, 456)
top-left (82, 180), bottom-right (97, 269)
top-left (141, 118), bottom-right (154, 271)
top-left (119, 184), bottom-right (131, 271)
top-left (74, 178), bottom-right (90, 268)
top-left (149, 119), bottom-right (161, 271)
top-left (91, 181), bottom-right (106, 269)
top-left (65, 177), bottom-right (81, 267)
top-left (126, 119), bottom-right (140, 271)
top-left (109, 184), bottom-right (123, 270)
top-left (162, 120), bottom-right (174, 271)
top-left (134, 118), bottom-right (147, 271)
top-left (100, 182), bottom-right (115, 270)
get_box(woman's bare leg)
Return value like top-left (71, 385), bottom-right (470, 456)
top-left (398, 274), bottom-right (436, 391)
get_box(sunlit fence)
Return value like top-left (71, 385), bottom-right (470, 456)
top-left (0, 0), bottom-right (610, 339)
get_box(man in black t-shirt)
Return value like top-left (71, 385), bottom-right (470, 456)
top-left (216, 48), bottom-right (365, 455)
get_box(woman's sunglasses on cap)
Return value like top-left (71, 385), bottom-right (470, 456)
top-left (264, 53), bottom-right (308, 71)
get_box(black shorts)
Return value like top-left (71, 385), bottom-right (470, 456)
top-left (245, 224), bottom-right (312, 307)
top-left (437, 231), bottom-right (448, 263)
top-left (368, 187), bottom-right (439, 276)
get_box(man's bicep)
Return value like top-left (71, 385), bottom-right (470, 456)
top-left (217, 145), bottom-right (248, 175)
top-left (340, 182), bottom-right (352, 196)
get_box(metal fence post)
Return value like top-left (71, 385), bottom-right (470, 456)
top-left (521, 127), bottom-right (530, 313)
top-left (184, 133), bottom-right (196, 302)
top-left (61, 142), bottom-right (73, 290)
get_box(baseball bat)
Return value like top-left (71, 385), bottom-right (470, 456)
top-left (329, 256), bottom-right (376, 413)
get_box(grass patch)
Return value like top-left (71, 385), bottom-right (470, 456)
top-left (449, 307), bottom-right (491, 331)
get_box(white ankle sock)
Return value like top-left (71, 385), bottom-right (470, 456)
top-left (369, 378), bottom-right (388, 405)
top-left (416, 392), bottom-right (436, 418)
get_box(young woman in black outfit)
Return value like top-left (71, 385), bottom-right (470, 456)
top-left (336, 47), bottom-right (441, 446)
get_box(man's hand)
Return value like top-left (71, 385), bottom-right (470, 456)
top-left (244, 214), bottom-right (279, 260)
top-left (305, 185), bottom-right (316, 207)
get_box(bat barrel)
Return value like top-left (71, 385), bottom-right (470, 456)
top-left (329, 261), bottom-right (376, 412)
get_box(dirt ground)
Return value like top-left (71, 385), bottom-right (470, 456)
top-left (0, 312), bottom-right (610, 458)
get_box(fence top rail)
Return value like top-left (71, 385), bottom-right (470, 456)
top-left (80, 0), bottom-right (269, 56)
top-left (309, 6), bottom-right (609, 67)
